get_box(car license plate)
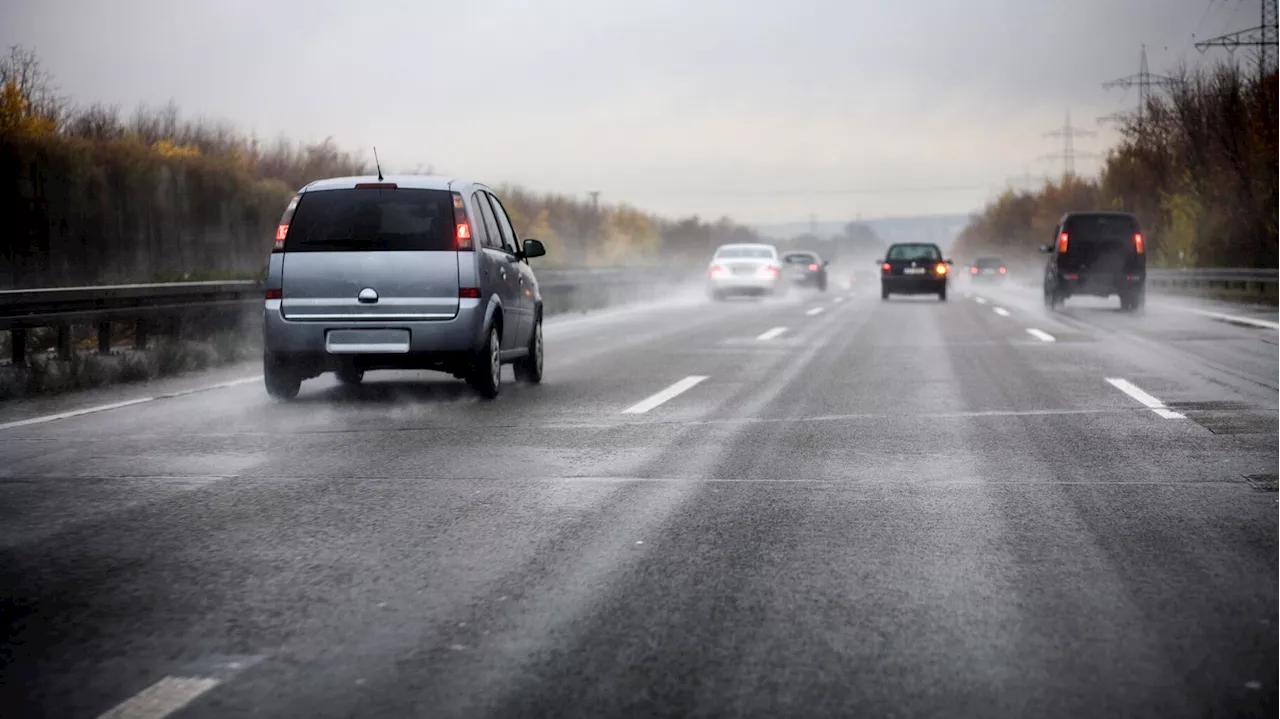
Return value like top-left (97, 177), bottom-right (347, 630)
top-left (904, 267), bottom-right (926, 275)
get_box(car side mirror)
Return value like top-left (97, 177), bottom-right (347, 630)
top-left (522, 239), bottom-right (547, 259)
top-left (1038, 244), bottom-right (1052, 253)
top-left (944, 258), bottom-right (953, 265)
top-left (874, 259), bottom-right (884, 265)
top-left (823, 260), bottom-right (830, 267)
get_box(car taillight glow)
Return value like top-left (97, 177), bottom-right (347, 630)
top-left (265, 288), bottom-right (282, 300)
top-left (999, 267), bottom-right (1006, 274)
top-left (1058, 232), bottom-right (1069, 253)
top-left (1134, 233), bottom-right (1144, 254)
top-left (882, 263), bottom-right (891, 272)
top-left (272, 194), bottom-right (301, 252)
top-left (759, 266), bottom-right (780, 278)
top-left (1065, 273), bottom-right (1079, 280)
top-left (934, 263), bottom-right (948, 275)
top-left (970, 266), bottom-right (978, 274)
top-left (709, 264), bottom-right (728, 278)
top-left (354, 182), bottom-right (398, 189)
top-left (452, 192), bottom-right (474, 250)
top-left (459, 287), bottom-right (481, 299)
top-left (808, 263), bottom-right (819, 271)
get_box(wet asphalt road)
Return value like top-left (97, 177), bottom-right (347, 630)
top-left (1, 281), bottom-right (1276, 718)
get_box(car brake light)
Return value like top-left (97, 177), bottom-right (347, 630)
top-left (970, 266), bottom-right (978, 274)
top-left (882, 263), bottom-right (891, 272)
top-left (808, 263), bottom-right (819, 271)
top-left (1134, 233), bottom-right (1144, 254)
top-left (272, 194), bottom-right (301, 252)
top-left (459, 287), bottom-right (481, 299)
top-left (265, 288), bottom-right (282, 300)
top-left (452, 192), bottom-right (473, 250)
top-left (759, 266), bottom-right (780, 278)
top-left (1058, 232), bottom-right (1069, 253)
top-left (1065, 273), bottom-right (1079, 280)
top-left (934, 263), bottom-right (948, 275)
top-left (709, 264), bottom-right (728, 278)
top-left (354, 182), bottom-right (398, 189)
top-left (999, 267), bottom-right (1006, 274)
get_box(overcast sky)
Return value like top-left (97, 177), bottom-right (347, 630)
top-left (1, 0), bottom-right (1243, 223)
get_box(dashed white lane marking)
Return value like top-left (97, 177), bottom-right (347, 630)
top-left (756, 327), bottom-right (788, 341)
top-left (622, 376), bottom-right (709, 414)
top-left (1182, 308), bottom-right (1279, 330)
top-left (993, 307), bottom-right (1011, 317)
top-left (1025, 328), bottom-right (1056, 342)
top-left (974, 297), bottom-right (988, 305)
top-left (833, 296), bottom-right (845, 304)
top-left (98, 676), bottom-right (220, 719)
top-left (0, 376), bottom-right (263, 432)
top-left (1105, 378), bottom-right (1185, 419)
top-left (805, 307), bottom-right (826, 316)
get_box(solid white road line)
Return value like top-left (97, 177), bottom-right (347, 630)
top-left (98, 676), bottom-right (220, 719)
top-left (993, 307), bottom-right (1011, 317)
top-left (1025, 328), bottom-right (1056, 342)
top-left (1182, 308), bottom-right (1280, 330)
top-left (974, 297), bottom-right (988, 304)
top-left (1105, 378), bottom-right (1185, 419)
top-left (622, 376), bottom-right (709, 414)
top-left (805, 307), bottom-right (826, 316)
top-left (756, 327), bottom-right (788, 341)
top-left (0, 375), bottom-right (263, 432)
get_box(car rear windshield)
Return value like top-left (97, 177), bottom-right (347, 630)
top-left (886, 244), bottom-right (942, 261)
top-left (283, 188), bottom-right (456, 252)
top-left (782, 253), bottom-right (818, 264)
top-left (1064, 215), bottom-right (1138, 248)
top-left (716, 248), bottom-right (774, 259)
top-left (974, 257), bottom-right (1003, 267)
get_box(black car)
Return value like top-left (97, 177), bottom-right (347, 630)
top-left (781, 251), bottom-right (829, 291)
top-left (880, 243), bottom-right (951, 301)
top-left (1041, 212), bottom-right (1146, 311)
top-left (969, 256), bottom-right (1007, 283)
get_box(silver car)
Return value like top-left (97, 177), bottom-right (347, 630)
top-left (263, 176), bottom-right (547, 399)
top-left (706, 243), bottom-right (784, 300)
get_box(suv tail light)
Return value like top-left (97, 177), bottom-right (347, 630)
top-left (882, 263), bottom-right (891, 272)
top-left (1057, 232), bottom-right (1069, 253)
top-left (934, 263), bottom-right (948, 275)
top-left (452, 192), bottom-right (474, 251)
top-left (265, 288), bottom-right (282, 300)
top-left (459, 287), bottom-right (481, 299)
top-left (1134, 233), bottom-right (1145, 254)
top-left (272, 194), bottom-right (301, 252)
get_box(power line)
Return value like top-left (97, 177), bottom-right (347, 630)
top-left (1039, 109), bottom-right (1098, 177)
top-left (1100, 44), bottom-right (1182, 127)
top-left (1195, 0), bottom-right (1278, 79)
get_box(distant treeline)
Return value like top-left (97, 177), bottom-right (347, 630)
top-left (954, 62), bottom-right (1277, 269)
top-left (0, 46), bottom-right (765, 289)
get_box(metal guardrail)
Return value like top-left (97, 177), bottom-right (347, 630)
top-left (1147, 268), bottom-right (1278, 284)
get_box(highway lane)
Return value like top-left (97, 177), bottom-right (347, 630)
top-left (0, 284), bottom-right (1275, 718)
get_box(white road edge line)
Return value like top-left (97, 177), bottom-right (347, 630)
top-left (974, 297), bottom-right (988, 304)
top-left (1025, 328), bottom-right (1056, 342)
top-left (805, 307), bottom-right (826, 316)
top-left (1182, 308), bottom-right (1280, 330)
top-left (1105, 378), bottom-right (1185, 419)
top-left (756, 327), bottom-right (788, 341)
top-left (993, 307), bottom-right (1011, 317)
top-left (98, 675), bottom-right (220, 719)
top-left (622, 376), bottom-right (709, 414)
top-left (0, 375), bottom-right (263, 432)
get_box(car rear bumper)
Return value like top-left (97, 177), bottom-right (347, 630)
top-left (709, 276), bottom-right (781, 293)
top-left (1056, 273), bottom-right (1144, 297)
top-left (263, 298), bottom-right (487, 360)
top-left (882, 276), bottom-right (947, 293)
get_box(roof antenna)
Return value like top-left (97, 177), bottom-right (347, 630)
top-left (373, 146), bottom-right (384, 181)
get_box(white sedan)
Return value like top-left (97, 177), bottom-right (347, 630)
top-left (706, 243), bottom-right (785, 300)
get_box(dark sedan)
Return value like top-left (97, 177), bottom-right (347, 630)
top-left (781, 251), bottom-right (829, 292)
top-left (880, 243), bottom-right (951, 301)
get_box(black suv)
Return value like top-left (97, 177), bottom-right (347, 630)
top-left (1041, 212), bottom-right (1146, 311)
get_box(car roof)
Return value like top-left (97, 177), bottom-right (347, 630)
top-left (716, 243), bottom-right (777, 251)
top-left (1061, 211), bottom-right (1137, 220)
top-left (300, 175), bottom-right (477, 193)
top-left (781, 249), bottom-right (819, 256)
top-left (886, 242), bottom-right (942, 248)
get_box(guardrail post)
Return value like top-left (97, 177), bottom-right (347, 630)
top-left (56, 326), bottom-right (72, 360)
top-left (11, 329), bottom-right (26, 366)
top-left (97, 322), bottom-right (111, 355)
top-left (134, 319), bottom-right (148, 350)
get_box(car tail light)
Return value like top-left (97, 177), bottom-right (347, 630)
top-left (759, 266), bottom-right (780, 278)
top-left (1058, 232), bottom-right (1069, 253)
top-left (934, 263), bottom-right (948, 275)
top-left (970, 266), bottom-right (978, 275)
top-left (1065, 273), bottom-right (1079, 280)
top-left (709, 264), bottom-right (728, 278)
top-left (459, 287), bottom-right (481, 299)
top-left (999, 267), bottom-right (1006, 274)
top-left (808, 263), bottom-right (819, 271)
top-left (1134, 233), bottom-right (1144, 254)
top-left (265, 288), bottom-right (282, 300)
top-left (354, 182), bottom-right (398, 189)
top-left (452, 192), bottom-right (474, 250)
top-left (882, 263), bottom-right (891, 272)
top-left (272, 194), bottom-right (301, 252)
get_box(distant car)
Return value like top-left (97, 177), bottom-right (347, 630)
top-left (969, 256), bottom-right (1007, 283)
top-left (879, 243), bottom-right (951, 301)
top-left (707, 243), bottom-right (784, 300)
top-left (263, 176), bottom-right (548, 400)
top-left (1040, 211), bottom-right (1146, 311)
top-left (780, 250), bottom-right (829, 291)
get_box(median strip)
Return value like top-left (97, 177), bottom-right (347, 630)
top-left (1105, 378), bottom-right (1185, 419)
top-left (622, 376), bottom-right (709, 414)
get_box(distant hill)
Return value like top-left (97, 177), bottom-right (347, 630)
top-left (755, 214), bottom-right (972, 253)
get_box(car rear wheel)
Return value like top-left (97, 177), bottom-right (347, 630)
top-left (1120, 288), bottom-right (1146, 313)
top-left (264, 355), bottom-right (301, 400)
top-left (881, 286), bottom-right (890, 300)
top-left (513, 316), bottom-right (543, 384)
top-left (467, 327), bottom-right (501, 399)
top-left (335, 364), bottom-right (364, 385)
top-left (938, 287), bottom-right (947, 301)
